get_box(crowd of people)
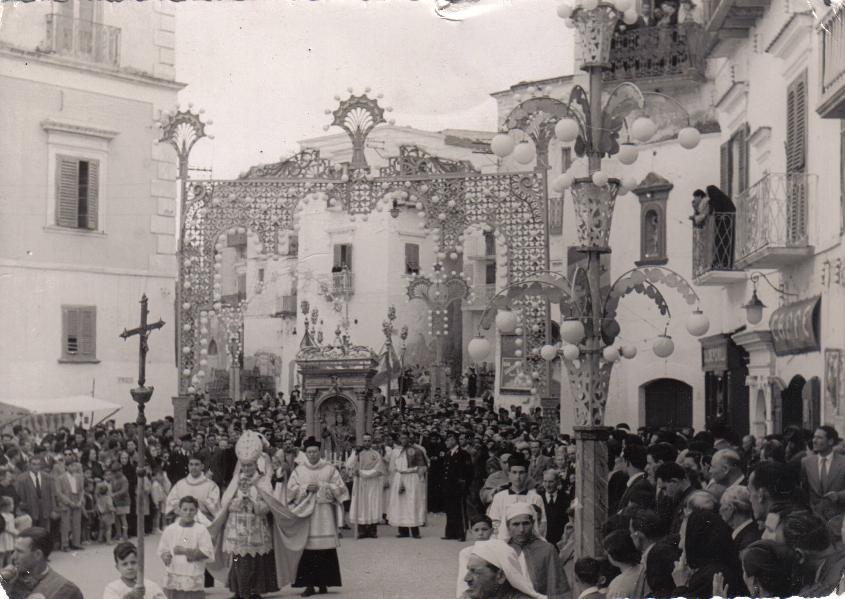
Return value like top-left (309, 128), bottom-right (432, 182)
top-left (1, 383), bottom-right (845, 599)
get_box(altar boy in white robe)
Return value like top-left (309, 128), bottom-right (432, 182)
top-left (386, 430), bottom-right (428, 539)
top-left (347, 433), bottom-right (385, 539)
top-left (287, 437), bottom-right (349, 597)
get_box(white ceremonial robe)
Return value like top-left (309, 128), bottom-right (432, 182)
top-left (287, 460), bottom-right (349, 550)
top-left (487, 489), bottom-right (547, 540)
top-left (386, 446), bottom-right (426, 528)
top-left (165, 474), bottom-right (220, 526)
top-left (347, 449), bottom-right (385, 525)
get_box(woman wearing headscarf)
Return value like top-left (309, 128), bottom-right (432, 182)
top-left (671, 510), bottom-right (745, 599)
top-left (462, 539), bottom-right (546, 599)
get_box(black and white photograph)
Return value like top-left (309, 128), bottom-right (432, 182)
top-left (0, 0), bottom-right (844, 597)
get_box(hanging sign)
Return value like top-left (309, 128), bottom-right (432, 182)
top-left (700, 334), bottom-right (729, 372)
top-left (770, 296), bottom-right (821, 356)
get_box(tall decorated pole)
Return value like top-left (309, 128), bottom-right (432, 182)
top-left (155, 106), bottom-right (210, 435)
top-left (382, 306), bottom-right (397, 407)
top-left (119, 295), bottom-right (165, 596)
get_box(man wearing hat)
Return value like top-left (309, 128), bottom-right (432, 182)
top-left (462, 539), bottom-right (544, 599)
top-left (288, 437), bottom-right (349, 596)
top-left (487, 454), bottom-right (546, 540)
top-left (503, 502), bottom-right (568, 599)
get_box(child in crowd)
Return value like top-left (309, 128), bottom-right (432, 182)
top-left (82, 477), bottom-right (98, 542)
top-left (456, 514), bottom-right (495, 598)
top-left (574, 557), bottom-right (607, 599)
top-left (97, 479), bottom-right (116, 544)
top-left (151, 468), bottom-right (171, 533)
top-left (158, 495), bottom-right (214, 599)
top-left (0, 496), bottom-right (17, 566)
top-left (103, 541), bottom-right (167, 599)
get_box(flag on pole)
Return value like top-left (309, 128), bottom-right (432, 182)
top-left (371, 343), bottom-right (401, 388)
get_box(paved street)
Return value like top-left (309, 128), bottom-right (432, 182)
top-left (50, 514), bottom-right (457, 599)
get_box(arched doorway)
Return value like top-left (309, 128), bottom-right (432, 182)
top-left (643, 378), bottom-right (693, 431)
top-left (782, 375), bottom-right (805, 430)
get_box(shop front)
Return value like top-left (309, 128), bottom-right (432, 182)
top-left (700, 332), bottom-right (749, 436)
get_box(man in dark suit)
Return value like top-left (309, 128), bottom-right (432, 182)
top-left (617, 444), bottom-right (655, 511)
top-left (15, 454), bottom-right (55, 530)
top-left (527, 440), bottom-right (553, 483)
top-left (801, 425), bottom-right (845, 521)
top-left (540, 469), bottom-right (569, 546)
top-left (654, 462), bottom-right (693, 536)
top-left (441, 432), bottom-right (473, 541)
top-left (166, 433), bottom-right (193, 484)
top-left (629, 508), bottom-right (678, 599)
top-left (718, 485), bottom-right (761, 551)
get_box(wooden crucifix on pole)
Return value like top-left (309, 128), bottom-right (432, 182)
top-left (119, 293), bottom-right (165, 597)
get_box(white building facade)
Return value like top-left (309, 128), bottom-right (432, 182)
top-left (0, 1), bottom-right (182, 422)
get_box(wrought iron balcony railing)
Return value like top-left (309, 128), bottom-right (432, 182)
top-left (42, 15), bottom-right (120, 67)
top-left (604, 23), bottom-right (706, 84)
top-left (692, 212), bottom-right (743, 282)
top-left (818, 9), bottom-right (845, 118)
top-left (331, 271), bottom-right (354, 297)
top-left (735, 173), bottom-right (815, 269)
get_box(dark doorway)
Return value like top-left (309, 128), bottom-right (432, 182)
top-left (782, 375), bottom-right (806, 431)
top-left (644, 378), bottom-right (693, 430)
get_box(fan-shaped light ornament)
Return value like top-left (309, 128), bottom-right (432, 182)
top-left (685, 309), bottom-right (710, 337)
top-left (468, 337), bottom-right (492, 361)
top-left (513, 142), bottom-right (536, 165)
top-left (631, 117), bottom-right (657, 142)
top-left (621, 344), bottom-right (638, 359)
top-left (653, 335), bottom-right (675, 358)
top-left (678, 126), bottom-right (701, 150)
top-left (491, 133), bottom-right (515, 158)
top-left (602, 346), bottom-right (621, 362)
top-left (623, 8), bottom-right (639, 24)
top-left (496, 310), bottom-right (518, 334)
top-left (592, 171), bottom-right (609, 187)
top-left (560, 318), bottom-right (585, 344)
top-left (555, 118), bottom-right (580, 143)
top-left (540, 344), bottom-right (558, 362)
top-left (562, 344), bottom-right (581, 361)
top-left (556, 2), bottom-right (574, 18)
top-left (581, 0), bottom-right (599, 10)
top-left (617, 144), bottom-right (638, 165)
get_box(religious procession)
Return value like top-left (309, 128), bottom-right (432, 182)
top-left (2, 0), bottom-right (845, 597)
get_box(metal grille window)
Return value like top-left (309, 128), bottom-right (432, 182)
top-left (56, 156), bottom-right (99, 230)
top-left (61, 306), bottom-right (97, 362)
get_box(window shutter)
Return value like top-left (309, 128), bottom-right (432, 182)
top-left (57, 157), bottom-right (79, 228)
top-left (786, 72), bottom-right (808, 173)
top-left (86, 160), bottom-right (99, 230)
top-left (720, 142), bottom-right (732, 195)
top-left (79, 307), bottom-right (96, 358)
top-left (333, 244), bottom-right (341, 268)
top-left (63, 307), bottom-right (81, 357)
top-left (345, 244), bottom-right (353, 270)
top-left (737, 124), bottom-right (749, 193)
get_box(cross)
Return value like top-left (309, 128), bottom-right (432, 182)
top-left (120, 294), bottom-right (165, 388)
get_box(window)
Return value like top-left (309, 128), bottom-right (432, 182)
top-left (405, 243), bottom-right (420, 274)
top-left (333, 243), bottom-right (353, 272)
top-left (61, 306), bottom-right (97, 362)
top-left (56, 156), bottom-right (99, 230)
top-left (786, 72), bottom-right (808, 175)
top-left (719, 124), bottom-right (749, 199)
top-left (258, 268), bottom-right (265, 283)
top-left (483, 231), bottom-right (495, 256)
top-left (485, 262), bottom-right (497, 285)
top-left (288, 234), bottom-right (299, 257)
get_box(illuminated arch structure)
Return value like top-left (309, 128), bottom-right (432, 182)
top-left (177, 92), bottom-right (549, 398)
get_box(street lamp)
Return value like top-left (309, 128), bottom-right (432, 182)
top-left (742, 272), bottom-right (799, 325)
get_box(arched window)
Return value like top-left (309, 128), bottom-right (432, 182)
top-left (208, 339), bottom-right (218, 356)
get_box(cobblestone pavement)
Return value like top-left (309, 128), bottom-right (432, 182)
top-left (49, 514), bottom-right (459, 599)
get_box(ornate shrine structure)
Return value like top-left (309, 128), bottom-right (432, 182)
top-left (174, 92), bottom-right (549, 423)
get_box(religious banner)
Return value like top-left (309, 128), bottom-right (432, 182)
top-left (769, 296), bottom-right (821, 356)
top-left (825, 349), bottom-right (843, 417)
top-left (499, 334), bottom-right (533, 392)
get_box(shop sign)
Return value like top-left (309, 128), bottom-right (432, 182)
top-left (770, 296), bottom-right (821, 356)
top-left (700, 334), bottom-right (729, 372)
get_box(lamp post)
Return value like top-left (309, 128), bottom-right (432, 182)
top-left (484, 0), bottom-right (706, 557)
top-left (407, 265), bottom-right (471, 398)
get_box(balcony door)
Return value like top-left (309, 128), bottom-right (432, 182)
top-left (56, 0), bottom-right (101, 59)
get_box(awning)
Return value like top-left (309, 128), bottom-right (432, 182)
top-left (0, 396), bottom-right (122, 430)
top-left (770, 296), bottom-right (821, 356)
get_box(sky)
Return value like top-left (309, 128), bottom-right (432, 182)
top-left (173, 0), bottom-right (575, 179)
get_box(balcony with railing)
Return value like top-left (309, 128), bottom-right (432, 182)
top-left (700, 0), bottom-right (768, 56)
top-left (735, 173), bottom-right (814, 269)
top-left (464, 284), bottom-right (497, 310)
top-left (41, 15), bottom-right (120, 67)
top-left (331, 271), bottom-right (354, 297)
top-left (604, 23), bottom-right (706, 85)
top-left (692, 212), bottom-right (746, 285)
top-left (275, 294), bottom-right (298, 318)
top-left (818, 9), bottom-right (845, 118)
